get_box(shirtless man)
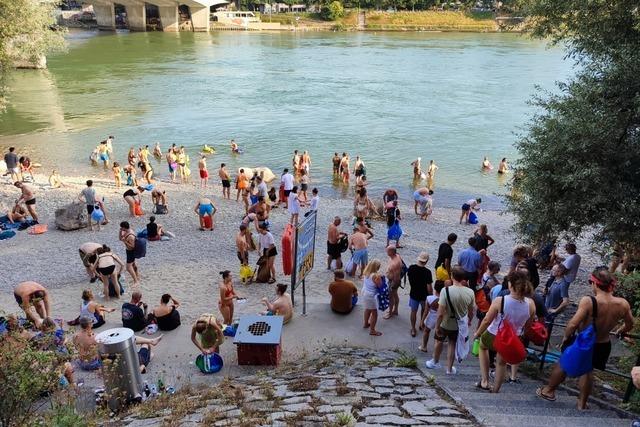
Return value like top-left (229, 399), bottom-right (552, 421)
top-left (327, 217), bottom-right (346, 270)
top-left (166, 149), bottom-right (177, 182)
top-left (219, 163), bottom-right (231, 199)
top-left (236, 224), bottom-right (250, 266)
top-left (349, 227), bottom-right (371, 278)
top-left (427, 160), bottom-right (438, 189)
top-left (332, 152), bottom-right (341, 175)
top-left (340, 154), bottom-right (350, 183)
top-left (14, 281), bottom-right (51, 329)
top-left (98, 141), bottom-right (110, 169)
top-left (5, 204), bottom-right (28, 223)
top-left (119, 221), bottom-right (140, 286)
top-left (14, 181), bottom-right (38, 222)
top-left (261, 283), bottom-right (294, 324)
top-left (384, 245), bottom-right (404, 319)
top-left (198, 155), bottom-right (209, 188)
top-left (537, 267), bottom-right (634, 409)
top-left (254, 196), bottom-right (270, 226)
top-left (411, 157), bottom-right (422, 179)
top-left (79, 242), bottom-right (102, 282)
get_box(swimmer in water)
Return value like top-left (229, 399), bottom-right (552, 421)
top-left (498, 158), bottom-right (508, 174)
top-left (482, 157), bottom-right (493, 171)
top-left (231, 139), bottom-right (239, 153)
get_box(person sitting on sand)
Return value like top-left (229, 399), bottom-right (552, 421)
top-left (93, 244), bottom-right (125, 299)
top-left (146, 216), bottom-right (173, 241)
top-left (122, 291), bottom-right (149, 332)
top-left (151, 294), bottom-right (181, 331)
top-left (151, 187), bottom-right (168, 213)
top-left (3, 204), bottom-right (28, 224)
top-left (73, 317), bottom-right (102, 371)
top-left (123, 186), bottom-right (145, 217)
top-left (134, 334), bottom-right (163, 374)
top-left (78, 289), bottom-right (115, 329)
top-left (194, 197), bottom-right (216, 231)
top-left (191, 315), bottom-right (224, 354)
top-left (329, 270), bottom-right (358, 314)
top-left (14, 281), bottom-right (51, 329)
top-left (48, 170), bottom-right (66, 188)
top-left (218, 271), bottom-right (241, 325)
top-left (261, 283), bottom-right (293, 324)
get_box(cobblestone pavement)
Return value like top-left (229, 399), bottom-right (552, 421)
top-left (120, 347), bottom-right (476, 426)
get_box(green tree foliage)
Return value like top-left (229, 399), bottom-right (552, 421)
top-left (506, 0), bottom-right (640, 249)
top-left (0, 0), bottom-right (65, 111)
top-left (322, 0), bottom-right (345, 20)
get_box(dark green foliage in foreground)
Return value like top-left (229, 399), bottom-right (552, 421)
top-left (506, 0), bottom-right (640, 249)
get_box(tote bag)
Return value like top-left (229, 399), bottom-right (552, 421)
top-left (493, 297), bottom-right (526, 364)
top-left (560, 296), bottom-right (597, 377)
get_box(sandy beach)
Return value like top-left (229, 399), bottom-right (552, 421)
top-left (0, 167), bottom-right (599, 389)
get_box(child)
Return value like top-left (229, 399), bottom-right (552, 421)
top-left (113, 162), bottom-right (122, 188)
top-left (386, 200), bottom-right (402, 248)
top-left (418, 280), bottom-right (446, 352)
top-left (476, 261), bottom-right (501, 322)
top-left (309, 188), bottom-right (319, 213)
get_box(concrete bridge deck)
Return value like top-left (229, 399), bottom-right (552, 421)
top-left (86, 0), bottom-right (220, 32)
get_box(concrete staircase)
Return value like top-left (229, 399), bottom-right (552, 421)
top-left (418, 356), bottom-right (634, 426)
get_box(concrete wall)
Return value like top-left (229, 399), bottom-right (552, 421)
top-left (159, 5), bottom-right (179, 32)
top-left (190, 6), bottom-right (210, 31)
top-left (124, 3), bottom-right (146, 31)
top-left (94, 3), bottom-right (115, 30)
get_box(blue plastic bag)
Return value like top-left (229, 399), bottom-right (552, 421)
top-left (387, 221), bottom-right (403, 241)
top-left (469, 211), bottom-right (479, 224)
top-left (91, 206), bottom-right (105, 222)
top-left (559, 324), bottom-right (596, 377)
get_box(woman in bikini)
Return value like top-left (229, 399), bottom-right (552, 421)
top-left (123, 186), bottom-right (145, 217)
top-left (218, 271), bottom-right (241, 325)
top-left (354, 188), bottom-right (374, 219)
top-left (191, 315), bottom-right (224, 354)
top-left (93, 244), bottom-right (125, 299)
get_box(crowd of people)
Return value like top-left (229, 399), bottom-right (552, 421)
top-left (3, 141), bottom-right (640, 413)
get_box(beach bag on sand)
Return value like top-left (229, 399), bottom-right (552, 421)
top-left (134, 237), bottom-right (147, 259)
top-left (256, 261), bottom-right (271, 283)
top-left (469, 211), bottom-right (479, 225)
top-left (560, 296), bottom-right (597, 377)
top-left (91, 205), bottom-right (105, 223)
top-left (494, 297), bottom-right (526, 364)
top-left (240, 265), bottom-right (254, 283)
top-left (195, 353), bottom-right (223, 374)
top-left (153, 204), bottom-right (168, 215)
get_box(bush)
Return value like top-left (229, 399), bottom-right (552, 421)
top-left (614, 272), bottom-right (640, 317)
top-left (322, 1), bottom-right (345, 21)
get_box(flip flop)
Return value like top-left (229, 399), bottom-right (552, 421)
top-left (536, 387), bottom-right (556, 402)
top-left (369, 331), bottom-right (383, 336)
top-left (383, 312), bottom-right (392, 320)
top-left (410, 330), bottom-right (417, 337)
top-left (475, 382), bottom-right (491, 391)
top-left (418, 346), bottom-right (428, 353)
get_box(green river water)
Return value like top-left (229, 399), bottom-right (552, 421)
top-left (0, 30), bottom-right (573, 208)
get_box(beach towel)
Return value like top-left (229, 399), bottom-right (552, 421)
top-left (0, 230), bottom-right (16, 240)
top-left (29, 224), bottom-right (48, 235)
top-left (376, 277), bottom-right (390, 311)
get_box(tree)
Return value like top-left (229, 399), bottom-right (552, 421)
top-left (506, 0), bottom-right (640, 250)
top-left (322, 0), bottom-right (345, 20)
top-left (0, 0), bottom-right (65, 111)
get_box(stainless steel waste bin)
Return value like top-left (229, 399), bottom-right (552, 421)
top-left (96, 327), bottom-right (143, 411)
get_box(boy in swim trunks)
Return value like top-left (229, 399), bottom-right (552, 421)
top-left (349, 228), bottom-right (370, 278)
top-left (219, 163), bottom-right (231, 199)
top-left (536, 267), bottom-right (634, 409)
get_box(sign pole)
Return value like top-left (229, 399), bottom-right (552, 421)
top-left (302, 278), bottom-right (306, 315)
top-left (291, 225), bottom-right (298, 307)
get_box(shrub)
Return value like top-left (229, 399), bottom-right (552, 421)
top-left (614, 272), bottom-right (640, 317)
top-left (322, 1), bottom-right (345, 21)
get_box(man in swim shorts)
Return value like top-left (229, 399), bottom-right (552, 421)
top-left (14, 181), bottom-right (38, 222)
top-left (219, 163), bottom-right (231, 199)
top-left (119, 221), bottom-right (140, 286)
top-left (236, 224), bottom-right (250, 265)
top-left (349, 227), bottom-right (370, 278)
top-left (536, 268), bottom-right (634, 409)
top-left (198, 155), bottom-right (209, 188)
top-left (327, 216), bottom-right (346, 270)
top-left (384, 245), bottom-right (404, 319)
top-left (79, 242), bottom-right (102, 282)
top-left (14, 281), bottom-right (51, 329)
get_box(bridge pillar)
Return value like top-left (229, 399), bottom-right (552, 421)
top-left (94, 3), bottom-right (116, 30)
top-left (190, 6), bottom-right (210, 32)
top-left (159, 6), bottom-right (179, 32)
top-left (125, 3), bottom-right (147, 31)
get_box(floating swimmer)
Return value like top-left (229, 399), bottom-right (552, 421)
top-left (482, 156), bottom-right (493, 171)
top-left (202, 144), bottom-right (216, 154)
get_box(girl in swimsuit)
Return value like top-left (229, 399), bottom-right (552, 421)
top-left (93, 245), bottom-right (125, 299)
top-left (218, 271), bottom-right (241, 325)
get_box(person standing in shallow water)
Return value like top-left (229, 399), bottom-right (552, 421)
top-left (332, 152), bottom-right (341, 176)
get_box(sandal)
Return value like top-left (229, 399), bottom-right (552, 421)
top-left (268, 278), bottom-right (276, 284)
top-left (383, 312), bottom-right (392, 320)
top-left (369, 331), bottom-right (383, 336)
top-left (536, 387), bottom-right (556, 402)
top-left (418, 345), bottom-right (428, 353)
top-left (475, 382), bottom-right (491, 391)
top-left (410, 329), bottom-right (417, 337)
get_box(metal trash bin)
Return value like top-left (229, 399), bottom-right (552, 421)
top-left (96, 327), bottom-right (143, 411)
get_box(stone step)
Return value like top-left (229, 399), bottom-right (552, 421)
top-left (473, 406), bottom-right (625, 420)
top-left (483, 414), bottom-right (633, 427)
top-left (452, 390), bottom-right (576, 404)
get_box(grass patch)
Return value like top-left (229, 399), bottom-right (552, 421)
top-left (332, 411), bottom-right (356, 426)
top-left (394, 351), bottom-right (418, 368)
top-left (288, 376), bottom-right (320, 392)
top-left (368, 357), bottom-right (380, 367)
top-left (364, 11), bottom-right (496, 31)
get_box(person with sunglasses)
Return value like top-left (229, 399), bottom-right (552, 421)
top-left (536, 267), bottom-right (633, 408)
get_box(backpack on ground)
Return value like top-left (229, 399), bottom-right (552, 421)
top-left (134, 237), bottom-right (147, 259)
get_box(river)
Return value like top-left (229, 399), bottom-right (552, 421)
top-left (0, 30), bottom-right (573, 208)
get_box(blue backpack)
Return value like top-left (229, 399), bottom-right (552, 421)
top-left (560, 296), bottom-right (597, 377)
top-left (469, 211), bottom-right (479, 224)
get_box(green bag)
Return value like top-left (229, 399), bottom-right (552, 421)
top-left (472, 338), bottom-right (480, 357)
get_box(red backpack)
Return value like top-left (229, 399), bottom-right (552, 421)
top-left (493, 297), bottom-right (527, 364)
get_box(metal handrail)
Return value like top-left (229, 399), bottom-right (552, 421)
top-left (532, 321), bottom-right (639, 402)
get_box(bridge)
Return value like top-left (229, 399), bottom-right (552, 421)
top-left (85, 0), bottom-right (222, 32)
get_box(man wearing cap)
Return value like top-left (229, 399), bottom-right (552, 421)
top-left (407, 252), bottom-right (434, 337)
top-left (328, 270), bottom-right (358, 314)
